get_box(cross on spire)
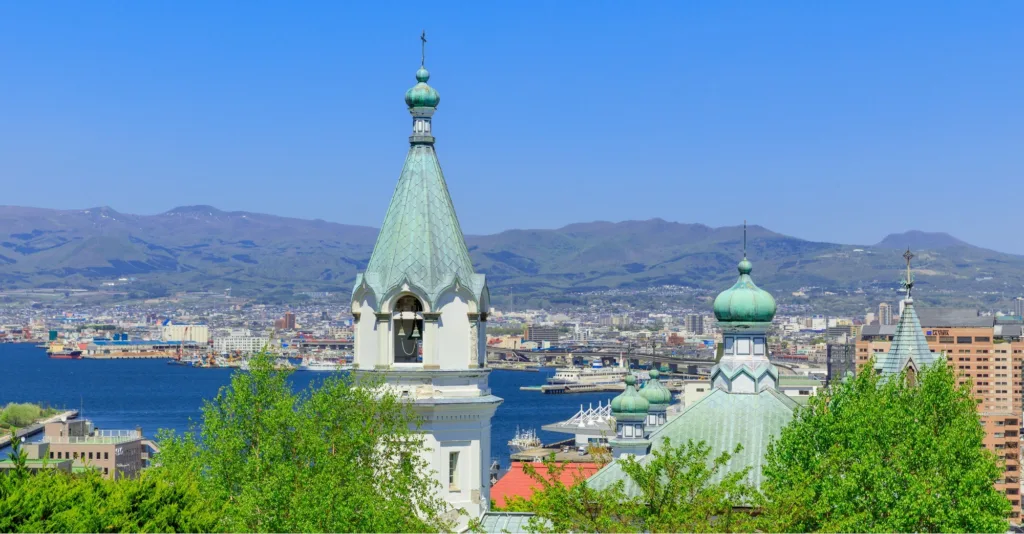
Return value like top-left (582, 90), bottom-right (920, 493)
top-left (420, 30), bottom-right (427, 66)
top-left (902, 247), bottom-right (915, 298)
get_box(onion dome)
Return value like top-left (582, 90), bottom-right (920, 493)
top-left (405, 67), bottom-right (440, 108)
top-left (639, 369), bottom-right (672, 406)
top-left (611, 374), bottom-right (649, 419)
top-left (713, 257), bottom-right (777, 323)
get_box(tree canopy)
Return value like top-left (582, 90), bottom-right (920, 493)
top-left (499, 438), bottom-right (757, 533)
top-left (0, 353), bottom-right (454, 533)
top-left (760, 359), bottom-right (1011, 532)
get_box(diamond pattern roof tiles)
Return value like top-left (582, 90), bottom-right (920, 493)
top-left (587, 387), bottom-right (797, 494)
top-left (875, 298), bottom-right (942, 376)
top-left (359, 144), bottom-right (484, 307)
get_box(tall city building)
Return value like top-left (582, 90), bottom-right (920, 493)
top-left (857, 252), bottom-right (1022, 519)
top-left (524, 326), bottom-right (559, 344)
top-left (283, 311), bottom-right (296, 330)
top-left (350, 48), bottom-right (501, 529)
top-left (878, 302), bottom-right (893, 326)
top-left (825, 342), bottom-right (856, 385)
top-left (1014, 297), bottom-right (1024, 318)
top-left (684, 313), bottom-right (704, 335)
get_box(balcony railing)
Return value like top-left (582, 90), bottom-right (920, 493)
top-left (43, 430), bottom-right (141, 445)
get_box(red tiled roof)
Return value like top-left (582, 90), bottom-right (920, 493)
top-left (491, 461), bottom-right (600, 508)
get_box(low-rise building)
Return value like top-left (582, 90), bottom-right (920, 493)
top-left (39, 419), bottom-right (151, 479)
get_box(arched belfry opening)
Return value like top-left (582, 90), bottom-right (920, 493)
top-left (393, 295), bottom-right (424, 364)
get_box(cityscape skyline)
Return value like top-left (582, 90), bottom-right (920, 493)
top-left (1, 3), bottom-right (1023, 252)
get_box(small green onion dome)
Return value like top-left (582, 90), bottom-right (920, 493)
top-left (713, 257), bottom-right (777, 323)
top-left (639, 369), bottom-right (673, 406)
top-left (611, 374), bottom-right (649, 416)
top-left (405, 67), bottom-right (440, 108)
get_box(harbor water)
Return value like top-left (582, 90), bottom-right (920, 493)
top-left (0, 344), bottom-right (613, 468)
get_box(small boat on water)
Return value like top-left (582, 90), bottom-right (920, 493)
top-left (508, 426), bottom-right (542, 453)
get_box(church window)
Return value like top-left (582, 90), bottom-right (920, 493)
top-left (754, 338), bottom-right (765, 355)
top-left (736, 338), bottom-right (751, 355)
top-left (393, 296), bottom-right (424, 364)
top-left (448, 451), bottom-right (460, 491)
top-left (724, 337), bottom-right (735, 354)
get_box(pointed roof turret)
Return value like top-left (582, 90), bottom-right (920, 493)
top-left (875, 249), bottom-right (941, 376)
top-left (639, 369), bottom-right (672, 407)
top-left (611, 374), bottom-right (649, 421)
top-left (355, 36), bottom-right (485, 308)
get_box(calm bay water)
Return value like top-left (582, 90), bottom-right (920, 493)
top-left (0, 344), bottom-right (611, 467)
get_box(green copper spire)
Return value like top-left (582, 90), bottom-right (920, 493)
top-left (875, 249), bottom-right (941, 376)
top-left (356, 42), bottom-right (485, 308)
top-left (713, 225), bottom-right (776, 324)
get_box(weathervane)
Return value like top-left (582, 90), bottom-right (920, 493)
top-left (420, 30), bottom-right (427, 66)
top-left (901, 247), bottom-right (915, 298)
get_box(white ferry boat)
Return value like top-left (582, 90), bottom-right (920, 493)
top-left (297, 358), bottom-right (348, 372)
top-left (547, 363), bottom-right (628, 386)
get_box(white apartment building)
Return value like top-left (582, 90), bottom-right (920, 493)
top-left (161, 324), bottom-right (210, 343)
top-left (213, 336), bottom-right (268, 354)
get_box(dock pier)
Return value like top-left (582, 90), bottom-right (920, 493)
top-left (0, 409), bottom-right (80, 448)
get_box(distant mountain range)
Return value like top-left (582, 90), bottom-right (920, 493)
top-left (0, 205), bottom-right (1021, 303)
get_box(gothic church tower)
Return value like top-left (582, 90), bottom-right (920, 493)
top-left (351, 38), bottom-right (501, 529)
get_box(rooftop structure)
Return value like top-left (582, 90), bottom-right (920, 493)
top-left (490, 462), bottom-right (600, 509)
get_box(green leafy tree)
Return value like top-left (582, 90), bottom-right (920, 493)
top-left (0, 469), bottom-right (218, 532)
top-left (501, 439), bottom-right (756, 533)
top-left (154, 352), bottom-right (453, 532)
top-left (760, 359), bottom-right (1011, 532)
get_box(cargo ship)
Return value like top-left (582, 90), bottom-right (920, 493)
top-left (47, 342), bottom-right (83, 360)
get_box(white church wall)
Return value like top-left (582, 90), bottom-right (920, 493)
top-left (354, 300), bottom-right (380, 369)
top-left (436, 295), bottom-right (471, 370)
top-left (415, 404), bottom-right (496, 531)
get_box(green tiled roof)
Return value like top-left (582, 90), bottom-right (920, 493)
top-left (357, 122), bottom-right (485, 308)
top-left (477, 512), bottom-right (543, 533)
top-left (588, 387), bottom-right (797, 494)
top-left (875, 298), bottom-right (941, 375)
top-left (777, 376), bottom-right (823, 387)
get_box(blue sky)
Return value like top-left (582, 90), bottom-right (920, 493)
top-left (1, 2), bottom-right (1021, 251)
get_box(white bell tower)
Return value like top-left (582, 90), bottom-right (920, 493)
top-left (351, 42), bottom-right (501, 530)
